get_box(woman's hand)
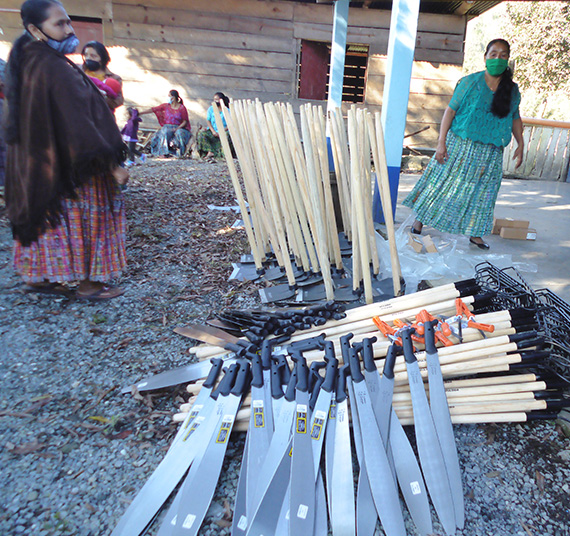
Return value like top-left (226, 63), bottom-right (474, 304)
top-left (513, 144), bottom-right (524, 168)
top-left (112, 166), bottom-right (129, 186)
top-left (435, 141), bottom-right (448, 164)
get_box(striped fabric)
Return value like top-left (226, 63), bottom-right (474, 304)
top-left (13, 174), bottom-right (126, 283)
top-left (403, 131), bottom-right (504, 237)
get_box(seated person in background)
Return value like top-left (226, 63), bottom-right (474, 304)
top-left (81, 41), bottom-right (123, 115)
top-left (139, 90), bottom-right (191, 157)
top-left (197, 92), bottom-right (232, 161)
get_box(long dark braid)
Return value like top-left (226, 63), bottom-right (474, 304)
top-left (486, 38), bottom-right (514, 119)
top-left (5, 0), bottom-right (62, 143)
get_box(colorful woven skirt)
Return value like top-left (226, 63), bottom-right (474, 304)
top-left (13, 174), bottom-right (126, 284)
top-left (403, 131), bottom-right (504, 236)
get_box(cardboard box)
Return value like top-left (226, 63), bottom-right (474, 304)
top-left (492, 218), bottom-right (530, 235)
top-left (407, 233), bottom-right (438, 253)
top-left (408, 233), bottom-right (424, 253)
top-left (422, 235), bottom-right (438, 253)
top-left (499, 227), bottom-right (537, 240)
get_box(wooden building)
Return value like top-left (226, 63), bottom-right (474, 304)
top-left (0, 0), bottom-right (501, 147)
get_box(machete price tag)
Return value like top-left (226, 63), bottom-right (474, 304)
top-left (216, 415), bottom-right (235, 444)
top-left (253, 400), bottom-right (265, 428)
top-left (237, 515), bottom-right (248, 530)
top-left (182, 513), bottom-right (196, 529)
top-left (410, 481), bottom-right (422, 495)
top-left (296, 504), bottom-right (309, 519)
top-left (310, 410), bottom-right (327, 440)
top-left (295, 404), bottom-right (308, 433)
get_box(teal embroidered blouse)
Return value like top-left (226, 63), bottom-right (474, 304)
top-left (449, 71), bottom-right (521, 148)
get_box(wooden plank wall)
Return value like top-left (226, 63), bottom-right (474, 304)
top-left (0, 0), bottom-right (466, 146)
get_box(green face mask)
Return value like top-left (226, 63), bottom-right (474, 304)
top-left (486, 58), bottom-right (509, 76)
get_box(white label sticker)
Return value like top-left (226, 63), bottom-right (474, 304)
top-left (182, 514), bottom-right (196, 529)
top-left (410, 481), bottom-right (422, 495)
top-left (297, 504), bottom-right (309, 519)
top-left (314, 410), bottom-right (327, 420)
top-left (252, 399), bottom-right (264, 408)
top-left (297, 404), bottom-right (308, 412)
top-left (237, 515), bottom-right (248, 530)
top-left (170, 515), bottom-right (177, 526)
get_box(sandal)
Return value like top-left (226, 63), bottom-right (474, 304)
top-left (76, 285), bottom-right (125, 301)
top-left (24, 282), bottom-right (73, 296)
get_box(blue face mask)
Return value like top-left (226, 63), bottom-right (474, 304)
top-left (28, 29), bottom-right (79, 54)
top-left (45, 33), bottom-right (79, 54)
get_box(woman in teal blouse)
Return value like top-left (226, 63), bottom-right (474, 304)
top-left (404, 39), bottom-right (524, 250)
top-left (197, 92), bottom-right (231, 161)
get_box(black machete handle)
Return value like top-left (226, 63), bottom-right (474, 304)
top-left (336, 363), bottom-right (350, 403)
top-left (361, 337), bottom-right (378, 372)
top-left (348, 347), bottom-right (364, 383)
top-left (203, 358), bottom-right (223, 389)
top-left (290, 350), bottom-right (309, 392)
top-left (401, 327), bottom-right (417, 364)
top-left (340, 333), bottom-right (354, 365)
top-left (214, 363), bottom-right (239, 398)
top-left (382, 344), bottom-right (399, 380)
top-left (271, 359), bottom-right (285, 400)
top-left (284, 367), bottom-right (298, 402)
top-left (424, 319), bottom-right (438, 355)
top-left (231, 360), bottom-right (251, 396)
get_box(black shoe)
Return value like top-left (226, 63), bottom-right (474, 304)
top-left (469, 237), bottom-right (490, 250)
top-left (410, 225), bottom-right (422, 235)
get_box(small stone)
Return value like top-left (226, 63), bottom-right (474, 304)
top-left (27, 490), bottom-right (39, 502)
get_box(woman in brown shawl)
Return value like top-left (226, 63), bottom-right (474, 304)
top-left (5, 0), bottom-right (129, 300)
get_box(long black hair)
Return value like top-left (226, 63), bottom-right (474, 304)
top-left (81, 41), bottom-right (110, 68)
top-left (5, 0), bottom-right (62, 143)
top-left (215, 92), bottom-right (230, 109)
top-left (486, 38), bottom-right (514, 119)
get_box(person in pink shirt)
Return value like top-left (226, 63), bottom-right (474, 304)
top-left (139, 89), bottom-right (191, 157)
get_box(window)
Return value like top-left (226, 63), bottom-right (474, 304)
top-left (298, 40), bottom-right (369, 103)
top-left (70, 16), bottom-right (103, 50)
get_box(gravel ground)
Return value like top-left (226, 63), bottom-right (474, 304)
top-left (1, 158), bottom-right (569, 536)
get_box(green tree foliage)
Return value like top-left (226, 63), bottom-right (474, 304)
top-left (502, 1), bottom-right (570, 95)
top-left (464, 1), bottom-right (570, 119)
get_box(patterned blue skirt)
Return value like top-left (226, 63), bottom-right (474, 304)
top-left (403, 131), bottom-right (504, 236)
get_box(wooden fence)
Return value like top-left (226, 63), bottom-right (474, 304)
top-left (503, 117), bottom-right (570, 181)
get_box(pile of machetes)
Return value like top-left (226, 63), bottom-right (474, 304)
top-left (112, 267), bottom-right (570, 536)
top-left (114, 323), bottom-right (465, 536)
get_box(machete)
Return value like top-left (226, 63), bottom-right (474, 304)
top-left (348, 345), bottom-right (406, 536)
top-left (401, 327), bottom-right (456, 535)
top-left (341, 334), bottom-right (377, 536)
top-left (288, 350), bottom-right (315, 536)
top-left (245, 353), bottom-right (272, 520)
top-left (245, 369), bottom-right (298, 536)
top-left (120, 353), bottom-right (237, 394)
top-left (361, 341), bottom-right (433, 536)
top-left (173, 324), bottom-right (257, 354)
top-left (111, 362), bottom-right (239, 536)
top-left (328, 364), bottom-right (356, 536)
top-left (170, 358), bottom-right (223, 448)
top-left (424, 318), bottom-right (465, 529)
top-left (171, 360), bottom-right (251, 536)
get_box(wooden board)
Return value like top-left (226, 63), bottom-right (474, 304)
top-left (113, 22), bottom-right (295, 53)
top-left (292, 3), bottom-right (465, 36)
top-left (113, 3), bottom-right (294, 38)
top-left (114, 0), bottom-right (295, 21)
top-left (121, 56), bottom-right (292, 83)
top-left (120, 42), bottom-right (294, 70)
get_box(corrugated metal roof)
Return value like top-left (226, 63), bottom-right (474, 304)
top-left (285, 1), bottom-right (504, 17)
